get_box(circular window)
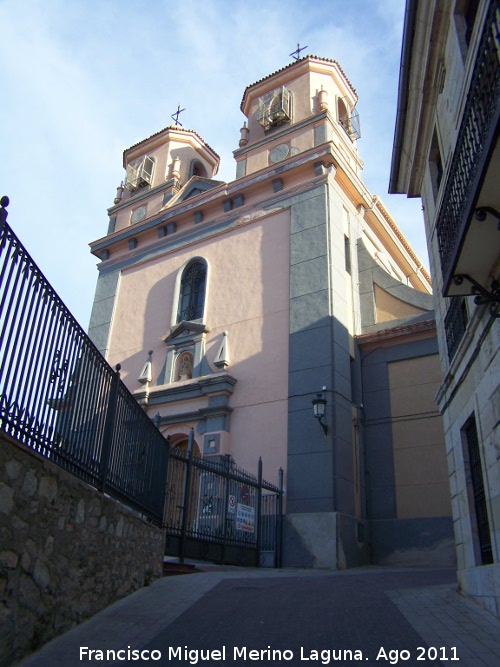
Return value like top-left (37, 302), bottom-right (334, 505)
top-left (131, 205), bottom-right (147, 224)
top-left (269, 144), bottom-right (290, 164)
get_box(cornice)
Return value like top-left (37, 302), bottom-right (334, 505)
top-left (374, 198), bottom-right (432, 286)
top-left (90, 143), bottom-right (335, 260)
top-left (135, 372), bottom-right (237, 407)
top-left (356, 317), bottom-right (436, 346)
top-left (123, 125), bottom-right (220, 168)
top-left (240, 55), bottom-right (357, 113)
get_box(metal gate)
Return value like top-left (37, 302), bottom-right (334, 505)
top-left (163, 430), bottom-right (283, 567)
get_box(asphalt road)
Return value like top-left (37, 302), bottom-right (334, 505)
top-left (19, 567), bottom-right (500, 667)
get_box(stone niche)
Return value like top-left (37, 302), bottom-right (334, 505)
top-left (0, 433), bottom-right (165, 666)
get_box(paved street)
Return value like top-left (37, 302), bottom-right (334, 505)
top-left (17, 567), bottom-right (500, 667)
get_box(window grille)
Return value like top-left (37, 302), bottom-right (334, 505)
top-left (124, 155), bottom-right (154, 191)
top-left (464, 416), bottom-right (493, 565)
top-left (444, 296), bottom-right (467, 360)
top-left (177, 261), bottom-right (207, 322)
top-left (257, 86), bottom-right (292, 130)
top-left (338, 97), bottom-right (361, 141)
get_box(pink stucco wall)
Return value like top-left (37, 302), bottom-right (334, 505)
top-left (106, 208), bottom-right (290, 485)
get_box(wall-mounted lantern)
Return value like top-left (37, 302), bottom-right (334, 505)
top-left (312, 387), bottom-right (328, 437)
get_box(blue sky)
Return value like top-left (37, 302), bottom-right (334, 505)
top-left (0, 0), bottom-right (426, 329)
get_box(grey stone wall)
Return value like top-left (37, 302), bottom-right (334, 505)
top-left (0, 433), bottom-right (165, 666)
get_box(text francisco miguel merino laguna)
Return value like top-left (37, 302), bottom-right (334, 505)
top-left (80, 647), bottom-right (359, 662)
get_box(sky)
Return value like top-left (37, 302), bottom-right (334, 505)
top-left (0, 0), bottom-right (426, 329)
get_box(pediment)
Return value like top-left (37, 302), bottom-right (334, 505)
top-left (177, 177), bottom-right (224, 202)
top-left (164, 320), bottom-right (210, 344)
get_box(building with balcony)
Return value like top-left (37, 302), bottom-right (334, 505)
top-left (88, 55), bottom-right (454, 569)
top-left (389, 0), bottom-right (500, 616)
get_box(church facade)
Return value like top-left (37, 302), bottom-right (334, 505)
top-left (89, 55), bottom-right (454, 568)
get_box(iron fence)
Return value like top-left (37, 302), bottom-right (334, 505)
top-left (0, 198), bottom-right (169, 526)
top-left (164, 430), bottom-right (283, 567)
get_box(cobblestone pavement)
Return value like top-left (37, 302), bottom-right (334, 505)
top-left (16, 567), bottom-right (500, 667)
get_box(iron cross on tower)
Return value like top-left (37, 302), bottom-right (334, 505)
top-left (289, 43), bottom-right (308, 60)
top-left (171, 104), bottom-right (185, 126)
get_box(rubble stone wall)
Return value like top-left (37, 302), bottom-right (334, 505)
top-left (0, 433), bottom-right (165, 666)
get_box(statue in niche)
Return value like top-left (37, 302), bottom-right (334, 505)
top-left (178, 352), bottom-right (193, 381)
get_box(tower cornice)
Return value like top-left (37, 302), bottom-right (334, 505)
top-left (123, 125), bottom-right (220, 172)
top-left (240, 55), bottom-right (358, 116)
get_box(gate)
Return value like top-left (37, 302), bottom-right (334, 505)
top-left (164, 430), bottom-right (283, 567)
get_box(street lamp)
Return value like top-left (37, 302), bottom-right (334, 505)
top-left (312, 388), bottom-right (328, 437)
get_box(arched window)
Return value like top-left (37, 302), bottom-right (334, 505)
top-left (337, 97), bottom-right (361, 141)
top-left (190, 160), bottom-right (207, 178)
top-left (338, 98), bottom-right (348, 127)
top-left (177, 260), bottom-right (207, 322)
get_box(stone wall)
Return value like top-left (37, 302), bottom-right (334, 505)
top-left (0, 433), bottom-right (165, 666)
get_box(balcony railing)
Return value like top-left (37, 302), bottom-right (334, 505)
top-left (436, 0), bottom-right (500, 295)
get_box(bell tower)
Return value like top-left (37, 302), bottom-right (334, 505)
top-left (109, 126), bottom-right (221, 237)
top-left (234, 55), bottom-right (362, 180)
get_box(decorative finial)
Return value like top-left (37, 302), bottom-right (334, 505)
top-left (214, 330), bottom-right (230, 369)
top-left (318, 85), bottom-right (328, 111)
top-left (171, 155), bottom-right (181, 181)
top-left (171, 104), bottom-right (185, 126)
top-left (239, 122), bottom-right (249, 147)
top-left (114, 181), bottom-right (124, 205)
top-left (290, 43), bottom-right (308, 61)
top-left (138, 350), bottom-right (153, 385)
top-left (0, 195), bottom-right (9, 225)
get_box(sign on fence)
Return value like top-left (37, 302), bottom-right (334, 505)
top-left (236, 503), bottom-right (255, 533)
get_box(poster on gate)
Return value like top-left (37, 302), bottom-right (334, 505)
top-left (236, 503), bottom-right (255, 533)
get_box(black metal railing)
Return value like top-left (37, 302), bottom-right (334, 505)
top-left (0, 197), bottom-right (169, 526)
top-left (436, 0), bottom-right (500, 282)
